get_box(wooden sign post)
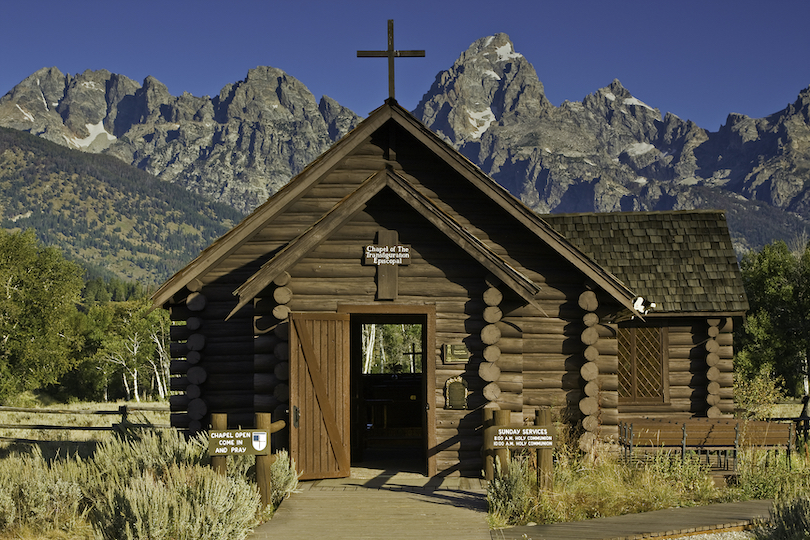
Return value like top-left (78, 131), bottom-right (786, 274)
top-left (483, 408), bottom-right (555, 486)
top-left (536, 408), bottom-right (553, 491)
top-left (208, 412), bottom-right (286, 508)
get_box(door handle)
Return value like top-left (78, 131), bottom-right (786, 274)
top-left (292, 405), bottom-right (300, 428)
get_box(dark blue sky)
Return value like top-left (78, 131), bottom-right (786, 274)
top-left (2, 0), bottom-right (808, 130)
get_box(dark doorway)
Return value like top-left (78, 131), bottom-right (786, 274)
top-left (349, 314), bottom-right (427, 473)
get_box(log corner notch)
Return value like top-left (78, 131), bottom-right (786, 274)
top-left (253, 271), bottom-right (292, 438)
top-left (705, 317), bottom-right (734, 418)
top-left (578, 289), bottom-right (602, 451)
top-left (168, 286), bottom-right (210, 434)
top-left (480, 274), bottom-right (504, 408)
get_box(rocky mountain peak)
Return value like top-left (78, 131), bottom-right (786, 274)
top-left (413, 33), bottom-right (550, 146)
top-left (319, 95), bottom-right (360, 140)
top-left (1, 65), bottom-right (362, 213)
top-left (3, 38), bottom-right (810, 253)
top-left (786, 85), bottom-right (810, 123)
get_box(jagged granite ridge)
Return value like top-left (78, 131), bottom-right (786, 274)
top-left (0, 66), bottom-right (362, 213)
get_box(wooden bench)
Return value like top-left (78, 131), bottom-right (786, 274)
top-left (618, 417), bottom-right (794, 471)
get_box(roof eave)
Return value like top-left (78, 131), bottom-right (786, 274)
top-left (151, 105), bottom-right (396, 309)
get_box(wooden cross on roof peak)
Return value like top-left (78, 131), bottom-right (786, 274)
top-left (357, 19), bottom-right (425, 101)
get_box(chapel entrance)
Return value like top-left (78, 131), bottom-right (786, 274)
top-left (289, 307), bottom-right (435, 479)
top-left (349, 314), bottom-right (427, 473)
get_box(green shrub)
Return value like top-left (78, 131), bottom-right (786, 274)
top-left (0, 448), bottom-right (84, 533)
top-left (735, 369), bottom-right (786, 420)
top-left (76, 429), bottom-right (261, 539)
top-left (89, 464), bottom-right (260, 540)
top-left (487, 456), bottom-right (532, 527)
top-left (0, 488), bottom-right (15, 529)
top-left (733, 448), bottom-right (810, 500)
top-left (87, 428), bottom-right (208, 480)
top-left (269, 450), bottom-right (300, 507)
top-left (753, 497), bottom-right (810, 540)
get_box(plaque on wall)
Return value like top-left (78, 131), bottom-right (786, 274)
top-left (444, 376), bottom-right (468, 410)
top-left (443, 343), bottom-right (470, 364)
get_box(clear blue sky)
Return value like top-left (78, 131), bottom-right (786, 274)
top-left (2, 0), bottom-right (808, 131)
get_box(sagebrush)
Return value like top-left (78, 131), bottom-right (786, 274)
top-left (0, 428), bottom-right (299, 539)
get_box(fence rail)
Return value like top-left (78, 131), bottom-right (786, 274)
top-left (618, 416), bottom-right (801, 471)
top-left (0, 404), bottom-right (172, 437)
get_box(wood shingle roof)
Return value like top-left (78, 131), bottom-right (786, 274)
top-left (543, 210), bottom-right (749, 315)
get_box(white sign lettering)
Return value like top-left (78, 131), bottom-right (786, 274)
top-left (364, 244), bottom-right (411, 266)
top-left (486, 425), bottom-right (556, 449)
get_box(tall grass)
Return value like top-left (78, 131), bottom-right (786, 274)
top-left (752, 497), bottom-right (810, 540)
top-left (0, 426), bottom-right (299, 539)
top-left (488, 437), bottom-right (810, 530)
top-left (488, 442), bottom-right (720, 528)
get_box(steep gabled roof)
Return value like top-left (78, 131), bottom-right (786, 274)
top-left (543, 210), bottom-right (749, 315)
top-left (152, 99), bottom-right (638, 315)
top-left (228, 167), bottom-right (541, 317)
top-left (150, 104), bottom-right (397, 307)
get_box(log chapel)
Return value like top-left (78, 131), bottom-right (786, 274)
top-left (152, 98), bottom-right (748, 478)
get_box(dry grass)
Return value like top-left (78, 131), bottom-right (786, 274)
top-left (0, 402), bottom-right (299, 540)
top-left (0, 397), bottom-right (169, 460)
top-left (488, 442), bottom-right (720, 528)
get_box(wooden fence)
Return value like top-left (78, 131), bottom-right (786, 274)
top-left (618, 417), bottom-right (799, 471)
top-left (0, 404), bottom-right (171, 441)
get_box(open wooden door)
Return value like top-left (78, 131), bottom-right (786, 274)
top-left (288, 312), bottom-right (351, 480)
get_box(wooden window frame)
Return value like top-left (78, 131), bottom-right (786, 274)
top-left (618, 325), bottom-right (670, 405)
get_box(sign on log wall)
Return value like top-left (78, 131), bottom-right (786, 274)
top-left (484, 425), bottom-right (556, 449)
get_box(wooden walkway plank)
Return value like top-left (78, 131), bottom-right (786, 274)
top-left (494, 499), bottom-right (773, 540)
top-left (250, 473), bottom-right (489, 540)
top-left (250, 471), bottom-right (772, 540)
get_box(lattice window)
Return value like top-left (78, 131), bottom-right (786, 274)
top-left (618, 326), bottom-right (667, 403)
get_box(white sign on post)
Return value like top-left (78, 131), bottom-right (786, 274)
top-left (208, 430), bottom-right (270, 455)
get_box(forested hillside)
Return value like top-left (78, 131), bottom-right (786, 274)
top-left (0, 127), bottom-right (245, 283)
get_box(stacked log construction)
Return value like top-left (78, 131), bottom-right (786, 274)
top-left (518, 271), bottom-right (599, 427)
top-left (283, 204), bottom-right (495, 476)
top-left (627, 318), bottom-right (736, 420)
top-left (253, 271), bottom-right (292, 447)
top-left (577, 290), bottom-right (620, 449)
top-left (479, 275), bottom-right (523, 417)
top-left (706, 318), bottom-right (735, 417)
top-left (168, 283), bottom-right (256, 432)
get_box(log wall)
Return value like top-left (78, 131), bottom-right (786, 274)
top-left (163, 123), bottom-right (737, 477)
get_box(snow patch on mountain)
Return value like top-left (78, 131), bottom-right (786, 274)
top-left (495, 43), bottom-right (522, 61)
top-left (626, 142), bottom-right (655, 156)
top-left (623, 97), bottom-right (654, 111)
top-left (469, 107), bottom-right (495, 138)
top-left (68, 121), bottom-right (116, 149)
top-left (15, 104), bottom-right (34, 122)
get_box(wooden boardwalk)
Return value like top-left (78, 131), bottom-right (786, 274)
top-left (495, 499), bottom-right (773, 540)
top-left (249, 469), bottom-right (490, 540)
top-left (250, 467), bottom-right (773, 540)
